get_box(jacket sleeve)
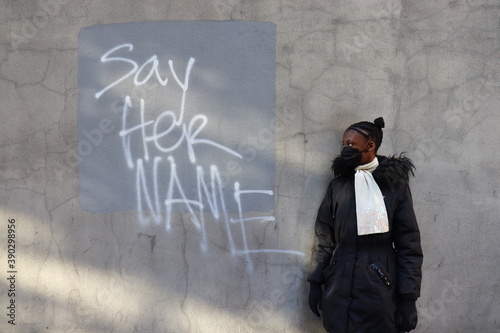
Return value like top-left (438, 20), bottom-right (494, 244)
top-left (308, 181), bottom-right (337, 284)
top-left (392, 183), bottom-right (423, 299)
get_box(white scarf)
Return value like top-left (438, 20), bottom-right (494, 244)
top-left (354, 157), bottom-right (389, 236)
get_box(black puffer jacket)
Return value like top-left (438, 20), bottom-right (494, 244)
top-left (308, 155), bottom-right (423, 333)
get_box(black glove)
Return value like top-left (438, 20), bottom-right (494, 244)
top-left (396, 297), bottom-right (418, 332)
top-left (308, 282), bottom-right (322, 317)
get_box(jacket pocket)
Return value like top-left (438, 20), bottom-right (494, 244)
top-left (368, 261), bottom-right (392, 288)
top-left (322, 260), bottom-right (337, 281)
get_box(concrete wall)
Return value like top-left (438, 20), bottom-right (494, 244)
top-left (1, 0), bottom-right (499, 332)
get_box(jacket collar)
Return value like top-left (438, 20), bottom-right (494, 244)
top-left (331, 154), bottom-right (415, 184)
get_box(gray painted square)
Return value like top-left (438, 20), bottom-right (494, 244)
top-left (78, 21), bottom-right (276, 215)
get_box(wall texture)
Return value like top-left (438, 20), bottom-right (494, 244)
top-left (1, 0), bottom-right (499, 332)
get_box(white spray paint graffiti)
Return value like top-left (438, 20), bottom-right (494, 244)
top-left (95, 43), bottom-right (304, 272)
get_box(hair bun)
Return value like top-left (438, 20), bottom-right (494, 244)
top-left (374, 117), bottom-right (385, 129)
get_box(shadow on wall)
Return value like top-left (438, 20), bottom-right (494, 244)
top-left (0, 194), bottom-right (318, 332)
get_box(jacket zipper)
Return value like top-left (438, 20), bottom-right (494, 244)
top-left (324, 260), bottom-right (337, 278)
top-left (369, 262), bottom-right (391, 287)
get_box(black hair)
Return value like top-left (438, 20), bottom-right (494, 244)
top-left (346, 117), bottom-right (385, 151)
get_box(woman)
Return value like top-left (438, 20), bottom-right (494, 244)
top-left (308, 117), bottom-right (423, 333)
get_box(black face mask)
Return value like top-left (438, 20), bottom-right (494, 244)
top-left (340, 142), bottom-right (372, 168)
top-left (341, 146), bottom-right (363, 168)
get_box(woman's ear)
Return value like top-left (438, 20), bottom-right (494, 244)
top-left (368, 140), bottom-right (376, 152)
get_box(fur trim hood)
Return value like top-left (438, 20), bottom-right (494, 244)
top-left (331, 154), bottom-right (415, 185)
